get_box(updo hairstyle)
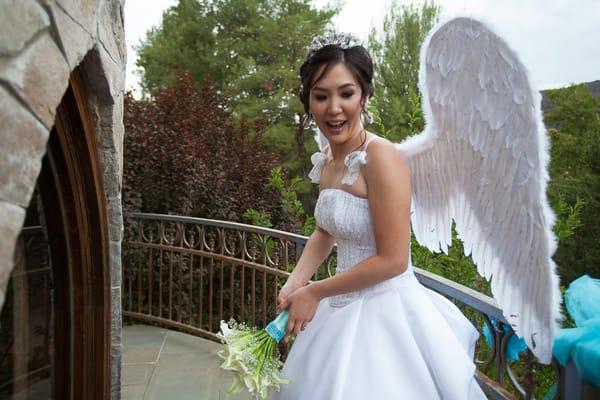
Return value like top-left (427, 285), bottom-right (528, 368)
top-left (298, 44), bottom-right (374, 115)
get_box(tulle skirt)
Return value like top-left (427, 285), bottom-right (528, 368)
top-left (270, 269), bottom-right (486, 400)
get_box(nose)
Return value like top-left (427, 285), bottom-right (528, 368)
top-left (327, 97), bottom-right (342, 115)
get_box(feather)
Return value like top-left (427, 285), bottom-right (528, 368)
top-left (396, 16), bottom-right (561, 364)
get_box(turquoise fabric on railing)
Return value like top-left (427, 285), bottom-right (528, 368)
top-left (552, 275), bottom-right (600, 386)
top-left (482, 317), bottom-right (527, 361)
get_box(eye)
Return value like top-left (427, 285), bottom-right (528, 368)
top-left (341, 91), bottom-right (354, 98)
top-left (314, 94), bottom-right (327, 101)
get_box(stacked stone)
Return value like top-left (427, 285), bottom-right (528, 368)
top-left (0, 0), bottom-right (126, 397)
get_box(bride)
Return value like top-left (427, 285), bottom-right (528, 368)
top-left (271, 32), bottom-right (486, 399)
top-left (271, 17), bottom-right (560, 399)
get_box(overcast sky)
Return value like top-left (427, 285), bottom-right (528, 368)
top-left (124, 0), bottom-right (600, 96)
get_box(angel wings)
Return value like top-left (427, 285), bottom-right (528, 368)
top-left (395, 17), bottom-right (561, 364)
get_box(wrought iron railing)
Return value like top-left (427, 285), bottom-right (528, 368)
top-left (121, 213), bottom-right (580, 400)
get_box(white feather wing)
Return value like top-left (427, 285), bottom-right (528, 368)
top-left (396, 17), bottom-right (561, 364)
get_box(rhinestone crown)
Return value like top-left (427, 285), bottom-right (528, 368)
top-left (306, 31), bottom-right (362, 59)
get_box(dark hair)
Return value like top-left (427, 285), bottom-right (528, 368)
top-left (298, 44), bottom-right (374, 115)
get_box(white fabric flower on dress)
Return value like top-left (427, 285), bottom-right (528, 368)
top-left (342, 151), bottom-right (367, 186)
top-left (308, 151), bottom-right (328, 183)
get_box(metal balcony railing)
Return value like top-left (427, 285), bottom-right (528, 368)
top-left (122, 212), bottom-right (583, 400)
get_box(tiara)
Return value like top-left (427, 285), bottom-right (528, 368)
top-left (306, 31), bottom-right (362, 59)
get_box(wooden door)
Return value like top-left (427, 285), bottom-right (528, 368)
top-left (0, 70), bottom-right (112, 399)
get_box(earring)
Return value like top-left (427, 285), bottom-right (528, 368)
top-left (361, 105), bottom-right (373, 127)
top-left (302, 113), bottom-right (313, 128)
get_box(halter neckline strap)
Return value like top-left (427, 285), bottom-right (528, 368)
top-left (308, 134), bottom-right (379, 186)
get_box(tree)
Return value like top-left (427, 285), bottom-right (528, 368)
top-left (543, 84), bottom-right (600, 284)
top-left (136, 0), bottom-right (337, 178)
top-left (368, 2), bottom-right (440, 141)
top-left (135, 0), bottom-right (222, 94)
top-left (122, 72), bottom-right (282, 223)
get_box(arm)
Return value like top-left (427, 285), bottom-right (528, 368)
top-left (280, 140), bottom-right (411, 337)
top-left (286, 226), bottom-right (336, 287)
top-left (277, 225), bottom-right (336, 309)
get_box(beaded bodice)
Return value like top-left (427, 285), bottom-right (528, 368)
top-left (310, 139), bottom-right (415, 307)
top-left (315, 190), bottom-right (376, 282)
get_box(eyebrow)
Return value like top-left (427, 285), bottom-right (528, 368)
top-left (312, 83), bottom-right (357, 92)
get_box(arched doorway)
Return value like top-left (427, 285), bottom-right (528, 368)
top-left (0, 69), bottom-right (111, 399)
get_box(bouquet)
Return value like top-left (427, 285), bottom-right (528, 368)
top-left (217, 310), bottom-right (291, 399)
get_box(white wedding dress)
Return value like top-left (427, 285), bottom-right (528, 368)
top-left (270, 141), bottom-right (487, 400)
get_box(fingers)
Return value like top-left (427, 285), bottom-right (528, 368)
top-left (277, 291), bottom-right (287, 303)
top-left (284, 316), bottom-right (310, 343)
top-left (292, 321), bottom-right (300, 336)
top-left (276, 295), bottom-right (284, 308)
top-left (286, 318), bottom-right (296, 336)
top-left (277, 299), bottom-right (289, 314)
top-left (297, 321), bottom-right (310, 334)
top-left (284, 318), bottom-right (296, 343)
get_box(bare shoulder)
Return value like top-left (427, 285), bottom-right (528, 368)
top-left (364, 135), bottom-right (409, 181)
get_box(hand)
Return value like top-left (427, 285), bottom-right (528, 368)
top-left (277, 277), bottom-right (303, 314)
top-left (278, 285), bottom-right (321, 343)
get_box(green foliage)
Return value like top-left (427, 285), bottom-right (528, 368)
top-left (269, 167), bottom-right (316, 235)
top-left (244, 166), bottom-right (316, 235)
top-left (410, 225), bottom-right (492, 295)
top-left (545, 84), bottom-right (600, 135)
top-left (243, 209), bottom-right (273, 228)
top-left (211, 0), bottom-right (335, 119)
top-left (136, 0), bottom-right (337, 187)
top-left (369, 102), bottom-right (393, 140)
top-left (369, 89), bottom-right (424, 140)
top-left (544, 83), bottom-right (600, 284)
top-left (553, 196), bottom-right (585, 242)
top-left (135, 0), bottom-right (222, 93)
top-left (368, 1), bottom-right (440, 141)
top-left (122, 72), bottom-right (281, 222)
top-left (404, 90), bottom-right (425, 135)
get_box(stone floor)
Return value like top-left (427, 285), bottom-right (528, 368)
top-left (122, 324), bottom-right (252, 400)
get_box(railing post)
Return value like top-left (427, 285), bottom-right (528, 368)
top-left (524, 350), bottom-right (535, 400)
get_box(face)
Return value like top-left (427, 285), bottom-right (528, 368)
top-left (309, 62), bottom-right (365, 147)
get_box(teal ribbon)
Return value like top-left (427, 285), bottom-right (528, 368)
top-left (265, 310), bottom-right (289, 343)
top-left (552, 275), bottom-right (600, 386)
top-left (482, 317), bottom-right (527, 362)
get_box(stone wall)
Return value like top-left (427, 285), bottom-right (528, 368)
top-left (0, 0), bottom-right (125, 397)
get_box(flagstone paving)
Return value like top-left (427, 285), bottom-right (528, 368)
top-left (122, 324), bottom-right (252, 400)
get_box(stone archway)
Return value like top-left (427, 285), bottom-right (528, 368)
top-left (0, 0), bottom-right (125, 397)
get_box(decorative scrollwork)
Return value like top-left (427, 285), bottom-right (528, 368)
top-left (161, 221), bottom-right (181, 245)
top-left (182, 223), bottom-right (203, 249)
top-left (265, 238), bottom-right (286, 268)
top-left (223, 228), bottom-right (243, 258)
top-left (504, 330), bottom-right (529, 398)
top-left (202, 226), bottom-right (222, 253)
top-left (474, 313), bottom-right (496, 368)
top-left (244, 232), bottom-right (266, 262)
top-left (140, 220), bottom-right (160, 243)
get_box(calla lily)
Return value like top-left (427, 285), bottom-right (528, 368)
top-left (217, 312), bottom-right (291, 399)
